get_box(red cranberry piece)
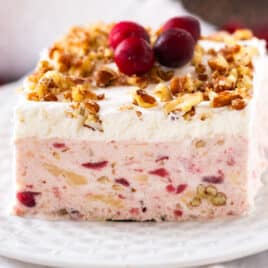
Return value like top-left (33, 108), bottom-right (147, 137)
top-left (109, 21), bottom-right (150, 49)
top-left (16, 191), bottom-right (40, 207)
top-left (162, 16), bottom-right (201, 42)
top-left (174, 210), bottom-right (183, 217)
top-left (115, 178), bottom-right (130, 187)
top-left (52, 143), bottom-right (66, 149)
top-left (176, 184), bottom-right (187, 194)
top-left (114, 37), bottom-right (155, 75)
top-left (82, 161), bottom-right (108, 170)
top-left (166, 184), bottom-right (176, 193)
top-left (202, 175), bottom-right (224, 184)
top-left (155, 156), bottom-right (169, 162)
top-left (149, 168), bottom-right (169, 177)
top-left (154, 28), bottom-right (195, 68)
top-left (130, 208), bottom-right (139, 215)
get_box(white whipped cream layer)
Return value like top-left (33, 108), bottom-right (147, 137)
top-left (14, 39), bottom-right (267, 141)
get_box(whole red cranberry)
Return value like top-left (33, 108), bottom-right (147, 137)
top-left (17, 191), bottom-right (40, 207)
top-left (221, 20), bottom-right (245, 34)
top-left (114, 37), bottom-right (155, 75)
top-left (154, 28), bottom-right (195, 68)
top-left (162, 16), bottom-right (201, 42)
top-left (109, 21), bottom-right (150, 49)
top-left (253, 25), bottom-right (268, 49)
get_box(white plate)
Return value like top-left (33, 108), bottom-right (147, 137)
top-left (0, 82), bottom-right (268, 268)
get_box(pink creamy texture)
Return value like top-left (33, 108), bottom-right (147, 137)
top-left (14, 135), bottom-right (262, 221)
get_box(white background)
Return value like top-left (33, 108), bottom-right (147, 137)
top-left (0, 0), bottom-right (213, 81)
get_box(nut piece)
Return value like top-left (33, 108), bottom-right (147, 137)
top-left (97, 176), bottom-right (110, 184)
top-left (208, 55), bottom-right (229, 73)
top-left (231, 98), bottom-right (246, 110)
top-left (170, 77), bottom-right (184, 95)
top-left (195, 139), bottom-right (206, 148)
top-left (212, 91), bottom-right (242, 108)
top-left (87, 194), bottom-right (124, 208)
top-left (154, 83), bottom-right (172, 101)
top-left (128, 76), bottom-right (149, 89)
top-left (84, 101), bottom-right (100, 114)
top-left (133, 89), bottom-right (157, 108)
top-left (196, 184), bottom-right (206, 198)
top-left (190, 197), bottom-right (202, 207)
top-left (83, 113), bottom-right (103, 132)
top-left (205, 185), bottom-right (217, 197)
top-left (192, 44), bottom-right (205, 66)
top-left (44, 93), bottom-right (58, 101)
top-left (211, 192), bottom-right (227, 206)
top-left (164, 92), bottom-right (203, 114)
top-left (71, 85), bottom-right (99, 102)
top-left (233, 29), bottom-right (253, 40)
top-left (43, 163), bottom-right (87, 186)
top-left (170, 75), bottom-right (194, 96)
top-left (95, 66), bottom-right (118, 87)
top-left (112, 184), bottom-right (123, 191)
top-left (154, 67), bottom-right (174, 81)
top-left (72, 86), bottom-right (85, 102)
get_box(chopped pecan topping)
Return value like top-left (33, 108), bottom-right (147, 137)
top-left (127, 76), bottom-right (149, 89)
top-left (183, 107), bottom-right (196, 121)
top-left (154, 83), bottom-right (172, 101)
top-left (83, 113), bottom-right (103, 132)
top-left (164, 92), bottom-right (203, 114)
top-left (84, 101), bottom-right (100, 114)
top-left (153, 66), bottom-right (174, 81)
top-left (95, 66), bottom-right (118, 87)
top-left (195, 63), bottom-right (206, 74)
top-left (72, 86), bottom-right (84, 102)
top-left (202, 29), bottom-right (253, 42)
top-left (23, 24), bottom-right (256, 123)
top-left (231, 98), bottom-right (246, 110)
top-left (27, 92), bottom-right (40, 101)
top-left (212, 91), bottom-right (242, 108)
top-left (133, 89), bottom-right (157, 108)
top-left (213, 74), bottom-right (236, 92)
top-left (208, 55), bottom-right (229, 73)
top-left (198, 73), bottom-right (208, 81)
top-left (233, 29), bottom-right (253, 40)
top-left (192, 44), bottom-right (205, 66)
top-left (71, 85), bottom-right (100, 102)
top-left (43, 93), bottom-right (58, 101)
top-left (221, 45), bottom-right (241, 62)
top-left (170, 75), bottom-right (194, 95)
top-left (170, 77), bottom-right (185, 95)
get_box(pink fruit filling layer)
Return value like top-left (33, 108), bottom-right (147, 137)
top-left (14, 135), bottom-right (261, 221)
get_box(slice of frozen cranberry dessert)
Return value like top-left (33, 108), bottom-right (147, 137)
top-left (14, 17), bottom-right (268, 221)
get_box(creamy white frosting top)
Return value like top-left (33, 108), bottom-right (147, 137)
top-left (14, 39), bottom-right (267, 141)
